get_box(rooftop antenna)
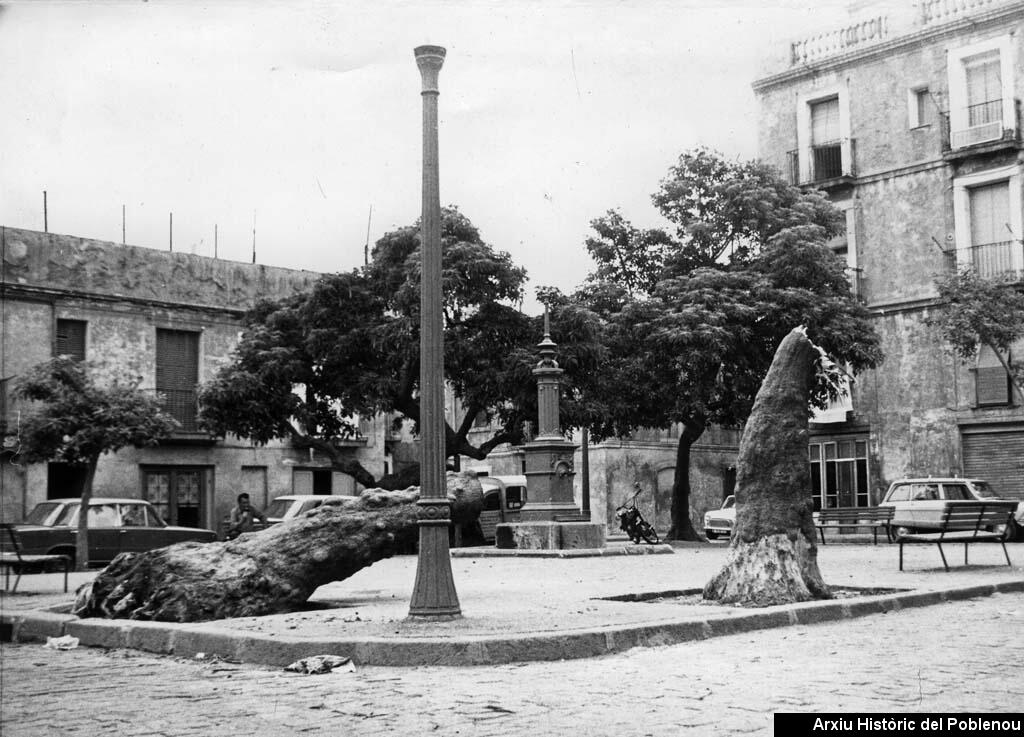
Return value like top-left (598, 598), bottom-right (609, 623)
top-left (43, 191), bottom-right (48, 233)
top-left (252, 210), bottom-right (256, 264)
top-left (122, 204), bottom-right (126, 245)
top-left (169, 212), bottom-right (173, 252)
top-left (364, 204), bottom-right (373, 266)
top-left (214, 223), bottom-right (218, 259)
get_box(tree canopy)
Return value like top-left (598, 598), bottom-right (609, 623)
top-left (931, 269), bottom-right (1024, 400)
top-left (199, 207), bottom-right (605, 488)
top-left (13, 358), bottom-right (178, 569)
top-left (567, 148), bottom-right (883, 539)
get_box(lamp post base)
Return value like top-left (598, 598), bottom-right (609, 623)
top-left (408, 522), bottom-right (461, 619)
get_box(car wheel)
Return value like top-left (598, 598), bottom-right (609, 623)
top-left (994, 521), bottom-right (1019, 543)
top-left (705, 530), bottom-right (718, 540)
top-left (890, 525), bottom-right (911, 541)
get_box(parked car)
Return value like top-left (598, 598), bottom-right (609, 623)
top-left (703, 495), bottom-right (736, 540)
top-left (219, 494), bottom-right (360, 538)
top-left (5, 498), bottom-right (217, 565)
top-left (263, 494), bottom-right (359, 524)
top-left (879, 478), bottom-right (1024, 542)
top-left (478, 475), bottom-right (528, 543)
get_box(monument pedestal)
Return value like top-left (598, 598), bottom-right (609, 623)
top-left (496, 436), bottom-right (606, 550)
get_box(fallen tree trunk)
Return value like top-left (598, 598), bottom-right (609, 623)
top-left (703, 327), bottom-right (832, 607)
top-left (73, 472), bottom-right (482, 622)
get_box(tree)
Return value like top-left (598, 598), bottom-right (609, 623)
top-left (931, 269), bottom-right (1024, 402)
top-left (199, 207), bottom-right (605, 487)
top-left (573, 149), bottom-right (882, 540)
top-left (74, 472), bottom-right (483, 622)
top-left (12, 358), bottom-right (178, 570)
top-left (703, 327), bottom-right (833, 606)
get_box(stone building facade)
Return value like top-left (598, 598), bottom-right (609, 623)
top-left (1, 227), bottom-right (388, 531)
top-left (754, 0), bottom-right (1024, 506)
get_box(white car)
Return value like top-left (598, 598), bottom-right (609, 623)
top-left (703, 495), bottom-right (735, 540)
top-left (263, 494), bottom-right (360, 524)
top-left (879, 478), bottom-right (1024, 542)
top-left (478, 475), bottom-right (528, 543)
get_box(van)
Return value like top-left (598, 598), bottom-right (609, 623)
top-left (477, 475), bottom-right (528, 543)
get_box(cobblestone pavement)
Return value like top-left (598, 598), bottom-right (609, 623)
top-left (3, 592), bottom-right (1023, 736)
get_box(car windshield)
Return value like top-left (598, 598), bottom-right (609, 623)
top-left (971, 481), bottom-right (997, 499)
top-left (24, 502), bottom-right (64, 526)
top-left (723, 496), bottom-right (735, 509)
top-left (265, 499), bottom-right (295, 518)
top-left (54, 503), bottom-right (80, 526)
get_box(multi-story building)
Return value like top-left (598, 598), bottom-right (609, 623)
top-left (1, 227), bottom-right (388, 529)
top-left (755, 0), bottom-right (1024, 507)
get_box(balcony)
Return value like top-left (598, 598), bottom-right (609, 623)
top-left (942, 99), bottom-right (1021, 158)
top-left (155, 388), bottom-right (215, 443)
top-left (966, 240), bottom-right (1024, 281)
top-left (787, 139), bottom-right (856, 189)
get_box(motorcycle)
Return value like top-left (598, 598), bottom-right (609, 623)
top-left (615, 484), bottom-right (660, 544)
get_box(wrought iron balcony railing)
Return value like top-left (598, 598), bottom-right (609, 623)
top-left (786, 139), bottom-right (856, 186)
top-left (158, 388), bottom-right (200, 432)
top-left (943, 99), bottom-right (1021, 151)
top-left (967, 240), bottom-right (1023, 281)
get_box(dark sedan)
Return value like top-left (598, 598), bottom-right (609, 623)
top-left (6, 498), bottom-right (217, 565)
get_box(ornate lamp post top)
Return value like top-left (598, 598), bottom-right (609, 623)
top-left (536, 306), bottom-right (559, 369)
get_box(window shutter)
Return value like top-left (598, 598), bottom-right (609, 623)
top-left (55, 320), bottom-right (86, 361)
top-left (976, 344), bottom-right (1011, 406)
top-left (969, 181), bottom-right (1009, 247)
top-left (810, 98), bottom-right (839, 144)
top-left (965, 52), bottom-right (1000, 108)
top-left (156, 329), bottom-right (200, 430)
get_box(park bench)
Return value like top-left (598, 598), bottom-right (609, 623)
top-left (815, 506), bottom-right (894, 545)
top-left (0, 524), bottom-right (70, 593)
top-left (897, 501), bottom-right (1016, 572)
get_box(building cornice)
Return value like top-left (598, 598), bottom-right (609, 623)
top-left (1, 281), bottom-right (249, 320)
top-left (752, 1), bottom-right (1024, 93)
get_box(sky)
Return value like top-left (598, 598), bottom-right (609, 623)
top-left (0, 0), bottom-right (852, 312)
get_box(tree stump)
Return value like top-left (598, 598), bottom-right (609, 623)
top-left (73, 472), bottom-right (482, 622)
top-left (703, 328), bottom-right (832, 606)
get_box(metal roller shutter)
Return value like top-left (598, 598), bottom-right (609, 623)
top-left (962, 431), bottom-right (1024, 500)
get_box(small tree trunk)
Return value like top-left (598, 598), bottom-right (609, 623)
top-left (667, 419), bottom-right (704, 541)
top-left (75, 459), bottom-right (98, 572)
top-left (73, 473), bottom-right (482, 622)
top-left (703, 328), bottom-right (831, 606)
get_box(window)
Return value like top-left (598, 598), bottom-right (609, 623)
top-left (807, 439), bottom-right (869, 510)
top-left (975, 344), bottom-right (1012, 406)
top-left (969, 181), bottom-right (1014, 277)
top-left (55, 319), bottom-right (86, 361)
top-left (947, 36), bottom-right (1015, 149)
top-left (908, 86), bottom-right (930, 128)
top-left (810, 97), bottom-right (842, 180)
top-left (953, 165), bottom-right (1023, 280)
top-left (965, 51), bottom-right (1001, 127)
top-left (156, 328), bottom-right (200, 431)
top-left (795, 85), bottom-right (851, 184)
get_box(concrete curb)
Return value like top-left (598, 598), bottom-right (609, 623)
top-left (4, 579), bottom-right (1022, 667)
top-left (451, 544), bottom-right (673, 558)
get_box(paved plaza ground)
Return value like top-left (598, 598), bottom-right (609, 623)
top-left (2, 591), bottom-right (1023, 736)
top-left (2, 539), bottom-right (1022, 735)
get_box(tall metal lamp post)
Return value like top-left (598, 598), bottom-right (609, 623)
top-left (409, 44), bottom-right (461, 619)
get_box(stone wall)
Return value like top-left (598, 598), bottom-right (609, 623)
top-left (1, 227), bottom-right (385, 528)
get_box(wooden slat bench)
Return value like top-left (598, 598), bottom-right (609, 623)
top-left (898, 501), bottom-right (1016, 572)
top-left (815, 506), bottom-right (895, 545)
top-left (0, 524), bottom-right (71, 593)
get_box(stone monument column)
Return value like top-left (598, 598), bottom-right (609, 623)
top-left (518, 309), bottom-right (581, 522)
top-left (409, 44), bottom-right (460, 619)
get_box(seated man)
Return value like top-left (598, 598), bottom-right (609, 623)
top-left (226, 493), bottom-right (267, 539)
